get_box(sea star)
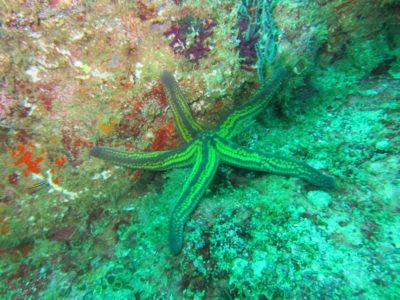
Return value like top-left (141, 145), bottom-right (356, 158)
top-left (90, 67), bottom-right (335, 255)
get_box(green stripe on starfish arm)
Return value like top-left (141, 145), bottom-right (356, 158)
top-left (217, 67), bottom-right (287, 139)
top-left (169, 140), bottom-right (219, 255)
top-left (90, 143), bottom-right (197, 171)
top-left (160, 70), bottom-right (203, 142)
top-left (215, 136), bottom-right (336, 188)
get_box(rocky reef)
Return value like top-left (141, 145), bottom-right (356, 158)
top-left (0, 0), bottom-right (399, 298)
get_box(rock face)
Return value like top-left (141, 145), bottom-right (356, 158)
top-left (0, 0), bottom-right (399, 299)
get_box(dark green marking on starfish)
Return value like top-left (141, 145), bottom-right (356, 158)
top-left (169, 133), bottom-right (219, 254)
top-left (160, 70), bottom-right (203, 142)
top-left (214, 135), bottom-right (336, 188)
top-left (90, 143), bottom-right (197, 171)
top-left (217, 67), bottom-right (287, 139)
top-left (90, 67), bottom-right (336, 255)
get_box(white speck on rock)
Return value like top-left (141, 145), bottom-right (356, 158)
top-left (25, 66), bottom-right (41, 82)
top-left (375, 139), bottom-right (390, 151)
top-left (307, 190), bottom-right (332, 209)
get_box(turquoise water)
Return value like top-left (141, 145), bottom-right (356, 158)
top-left (1, 1), bottom-right (399, 299)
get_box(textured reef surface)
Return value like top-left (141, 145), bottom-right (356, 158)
top-left (0, 0), bottom-right (399, 299)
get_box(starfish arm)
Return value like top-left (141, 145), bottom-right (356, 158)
top-left (216, 67), bottom-right (287, 139)
top-left (215, 136), bottom-right (336, 188)
top-left (160, 70), bottom-right (203, 142)
top-left (169, 140), bottom-right (219, 255)
top-left (90, 143), bottom-right (197, 171)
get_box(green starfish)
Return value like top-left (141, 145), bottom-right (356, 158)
top-left (90, 67), bottom-right (335, 255)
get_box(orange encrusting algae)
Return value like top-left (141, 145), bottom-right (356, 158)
top-left (98, 123), bottom-right (113, 134)
top-left (12, 143), bottom-right (45, 177)
top-left (54, 156), bottom-right (67, 167)
top-left (151, 122), bottom-right (178, 151)
top-left (98, 117), bottom-right (118, 134)
top-left (0, 216), bottom-right (9, 236)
